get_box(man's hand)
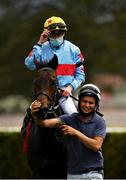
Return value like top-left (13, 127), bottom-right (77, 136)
top-left (38, 30), bottom-right (51, 44)
top-left (60, 124), bottom-right (77, 136)
top-left (31, 100), bottom-right (41, 120)
top-left (31, 100), bottom-right (41, 113)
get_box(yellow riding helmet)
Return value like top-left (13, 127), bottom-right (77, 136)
top-left (44, 16), bottom-right (67, 31)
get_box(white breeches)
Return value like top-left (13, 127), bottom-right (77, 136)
top-left (59, 96), bottom-right (77, 114)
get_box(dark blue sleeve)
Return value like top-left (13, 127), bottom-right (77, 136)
top-left (94, 117), bottom-right (106, 138)
top-left (59, 114), bottom-right (71, 125)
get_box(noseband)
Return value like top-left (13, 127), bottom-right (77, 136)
top-left (35, 91), bottom-right (53, 103)
top-left (35, 87), bottom-right (60, 119)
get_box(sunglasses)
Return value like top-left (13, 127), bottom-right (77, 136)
top-left (48, 23), bottom-right (66, 31)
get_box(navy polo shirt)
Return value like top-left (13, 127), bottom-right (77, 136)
top-left (59, 112), bottom-right (106, 174)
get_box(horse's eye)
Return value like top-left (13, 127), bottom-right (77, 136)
top-left (51, 75), bottom-right (56, 81)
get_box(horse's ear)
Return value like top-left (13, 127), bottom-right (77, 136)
top-left (48, 54), bottom-right (58, 70)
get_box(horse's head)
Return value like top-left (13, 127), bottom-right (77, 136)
top-left (34, 54), bottom-right (59, 119)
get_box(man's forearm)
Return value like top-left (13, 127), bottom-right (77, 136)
top-left (38, 118), bottom-right (61, 128)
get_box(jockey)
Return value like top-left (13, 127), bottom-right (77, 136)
top-left (25, 16), bottom-right (85, 114)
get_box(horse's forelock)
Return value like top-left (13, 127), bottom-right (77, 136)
top-left (34, 66), bottom-right (57, 103)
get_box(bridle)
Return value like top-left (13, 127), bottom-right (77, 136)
top-left (35, 91), bottom-right (53, 104)
top-left (35, 86), bottom-right (60, 118)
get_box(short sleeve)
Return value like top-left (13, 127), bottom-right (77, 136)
top-left (94, 118), bottom-right (106, 138)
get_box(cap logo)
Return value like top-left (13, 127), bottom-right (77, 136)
top-left (47, 19), bottom-right (52, 25)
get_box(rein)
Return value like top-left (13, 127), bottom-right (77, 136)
top-left (58, 87), bottom-right (79, 102)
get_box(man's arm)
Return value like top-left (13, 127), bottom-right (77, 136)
top-left (38, 118), bottom-right (61, 128)
top-left (31, 100), bottom-right (62, 127)
top-left (61, 124), bottom-right (104, 152)
top-left (74, 130), bottom-right (104, 152)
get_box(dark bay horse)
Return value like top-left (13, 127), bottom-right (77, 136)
top-left (21, 55), bottom-right (67, 179)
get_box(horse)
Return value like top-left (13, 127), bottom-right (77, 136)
top-left (21, 55), bottom-right (67, 179)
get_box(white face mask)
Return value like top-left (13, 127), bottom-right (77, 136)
top-left (49, 36), bottom-right (64, 48)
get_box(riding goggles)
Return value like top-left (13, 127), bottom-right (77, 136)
top-left (50, 30), bottom-right (65, 37)
top-left (48, 23), bottom-right (67, 31)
